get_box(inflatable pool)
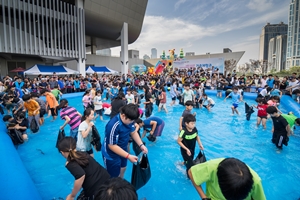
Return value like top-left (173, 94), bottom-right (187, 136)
top-left (1, 91), bottom-right (300, 199)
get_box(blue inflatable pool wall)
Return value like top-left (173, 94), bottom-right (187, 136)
top-left (1, 91), bottom-right (299, 199)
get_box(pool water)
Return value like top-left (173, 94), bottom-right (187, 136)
top-left (17, 93), bottom-right (300, 200)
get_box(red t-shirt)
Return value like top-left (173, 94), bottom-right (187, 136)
top-left (257, 104), bottom-right (268, 117)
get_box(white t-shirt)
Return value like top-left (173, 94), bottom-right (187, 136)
top-left (125, 94), bottom-right (135, 104)
top-left (182, 89), bottom-right (194, 103)
top-left (205, 97), bottom-right (215, 105)
top-left (93, 96), bottom-right (103, 110)
top-left (77, 121), bottom-right (92, 152)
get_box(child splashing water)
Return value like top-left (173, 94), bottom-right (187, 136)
top-left (224, 87), bottom-right (243, 115)
top-left (252, 98), bottom-right (268, 129)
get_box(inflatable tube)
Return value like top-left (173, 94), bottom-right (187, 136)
top-left (203, 90), bottom-right (257, 100)
top-left (0, 121), bottom-right (42, 199)
top-left (1, 91), bottom-right (298, 199)
top-left (280, 95), bottom-right (300, 116)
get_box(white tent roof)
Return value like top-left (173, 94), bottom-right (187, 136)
top-left (86, 66), bottom-right (119, 74)
top-left (24, 64), bottom-right (79, 75)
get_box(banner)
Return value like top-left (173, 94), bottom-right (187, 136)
top-left (173, 57), bottom-right (224, 74)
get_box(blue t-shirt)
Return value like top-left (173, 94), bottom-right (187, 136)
top-left (143, 116), bottom-right (163, 130)
top-left (266, 78), bottom-right (274, 88)
top-left (110, 87), bottom-right (119, 98)
top-left (270, 89), bottom-right (281, 96)
top-left (102, 114), bottom-right (135, 160)
top-left (228, 92), bottom-right (240, 104)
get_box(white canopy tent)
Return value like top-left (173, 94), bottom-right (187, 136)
top-left (24, 64), bottom-right (79, 75)
top-left (86, 66), bottom-right (119, 74)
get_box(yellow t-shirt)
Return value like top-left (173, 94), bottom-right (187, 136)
top-left (24, 99), bottom-right (40, 116)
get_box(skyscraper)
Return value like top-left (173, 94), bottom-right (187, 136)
top-left (151, 48), bottom-right (157, 59)
top-left (259, 22), bottom-right (288, 61)
top-left (286, 0), bottom-right (300, 68)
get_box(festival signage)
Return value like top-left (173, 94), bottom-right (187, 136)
top-left (173, 57), bottom-right (224, 74)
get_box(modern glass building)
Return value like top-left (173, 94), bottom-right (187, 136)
top-left (286, 0), bottom-right (300, 68)
top-left (0, 0), bottom-right (148, 76)
top-left (259, 22), bottom-right (288, 62)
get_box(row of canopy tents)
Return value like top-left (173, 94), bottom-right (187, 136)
top-left (23, 64), bottom-right (119, 75)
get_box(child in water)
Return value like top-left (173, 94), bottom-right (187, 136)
top-left (252, 98), bottom-right (268, 129)
top-left (202, 94), bottom-right (215, 112)
top-left (177, 114), bottom-right (204, 178)
top-left (224, 86), bottom-right (242, 115)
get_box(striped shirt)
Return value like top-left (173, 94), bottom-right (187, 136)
top-left (60, 106), bottom-right (81, 130)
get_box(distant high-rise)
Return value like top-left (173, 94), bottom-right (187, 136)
top-left (259, 22), bottom-right (288, 61)
top-left (286, 0), bottom-right (300, 68)
top-left (268, 35), bottom-right (287, 72)
top-left (151, 48), bottom-right (157, 59)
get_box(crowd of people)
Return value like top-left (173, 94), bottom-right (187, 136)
top-left (1, 67), bottom-right (300, 199)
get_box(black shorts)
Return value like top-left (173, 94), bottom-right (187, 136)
top-left (172, 97), bottom-right (176, 101)
top-left (50, 107), bottom-right (58, 116)
top-left (258, 115), bottom-right (267, 119)
top-left (95, 109), bottom-right (103, 116)
top-left (39, 109), bottom-right (46, 118)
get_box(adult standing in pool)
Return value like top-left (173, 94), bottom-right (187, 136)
top-left (102, 104), bottom-right (148, 178)
top-left (58, 137), bottom-right (110, 200)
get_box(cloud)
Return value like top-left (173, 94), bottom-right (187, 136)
top-left (111, 1), bottom-right (289, 63)
top-left (247, 0), bottom-right (273, 12)
top-left (174, 0), bottom-right (188, 10)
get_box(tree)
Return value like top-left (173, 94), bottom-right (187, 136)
top-left (224, 59), bottom-right (237, 75)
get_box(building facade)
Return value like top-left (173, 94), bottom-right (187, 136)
top-left (151, 48), bottom-right (157, 59)
top-left (286, 0), bottom-right (300, 68)
top-left (259, 22), bottom-right (288, 62)
top-left (128, 49), bottom-right (139, 59)
top-left (268, 35), bottom-right (287, 72)
top-left (96, 48), bottom-right (111, 56)
top-left (0, 0), bottom-right (148, 76)
top-left (185, 52), bottom-right (195, 56)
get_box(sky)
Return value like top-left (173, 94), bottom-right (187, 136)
top-left (111, 0), bottom-right (291, 65)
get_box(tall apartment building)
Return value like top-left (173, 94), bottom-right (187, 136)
top-left (268, 35), bottom-right (287, 72)
top-left (259, 22), bottom-right (288, 61)
top-left (286, 0), bottom-right (300, 68)
top-left (151, 48), bottom-right (157, 59)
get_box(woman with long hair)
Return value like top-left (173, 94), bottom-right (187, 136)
top-left (77, 108), bottom-right (94, 157)
top-left (58, 137), bottom-right (110, 200)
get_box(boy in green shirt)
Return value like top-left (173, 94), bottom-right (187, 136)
top-left (188, 158), bottom-right (266, 200)
top-left (281, 112), bottom-right (300, 134)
